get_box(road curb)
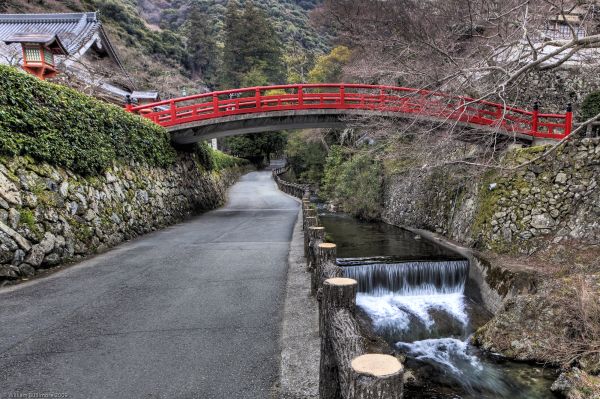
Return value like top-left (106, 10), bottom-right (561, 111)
top-left (275, 209), bottom-right (320, 399)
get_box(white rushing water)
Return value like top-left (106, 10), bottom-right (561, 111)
top-left (356, 292), bottom-right (469, 331)
top-left (343, 259), bottom-right (489, 388)
top-left (396, 338), bottom-right (482, 375)
top-left (342, 260), bottom-right (469, 296)
top-left (343, 258), bottom-right (555, 397)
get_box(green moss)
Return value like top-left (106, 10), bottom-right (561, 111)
top-left (19, 209), bottom-right (35, 227)
top-left (195, 141), bottom-right (248, 172)
top-left (37, 191), bottom-right (58, 207)
top-left (19, 208), bottom-right (44, 241)
top-left (69, 218), bottom-right (94, 242)
top-left (504, 145), bottom-right (551, 166)
top-left (0, 65), bottom-right (176, 175)
top-left (471, 170), bottom-right (500, 241)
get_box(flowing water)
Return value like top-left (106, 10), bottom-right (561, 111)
top-left (319, 212), bottom-right (557, 399)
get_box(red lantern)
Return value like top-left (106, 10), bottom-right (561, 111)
top-left (4, 33), bottom-right (67, 80)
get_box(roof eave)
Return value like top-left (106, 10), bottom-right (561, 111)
top-left (97, 24), bottom-right (135, 90)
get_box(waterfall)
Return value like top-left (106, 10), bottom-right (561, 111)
top-left (341, 259), bottom-right (469, 296)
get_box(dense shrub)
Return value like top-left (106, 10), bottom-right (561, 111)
top-left (195, 141), bottom-right (249, 172)
top-left (581, 91), bottom-right (600, 120)
top-left (285, 133), bottom-right (327, 184)
top-left (0, 65), bottom-right (176, 175)
top-left (321, 146), bottom-right (383, 220)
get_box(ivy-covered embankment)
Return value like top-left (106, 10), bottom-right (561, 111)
top-left (0, 66), bottom-right (249, 284)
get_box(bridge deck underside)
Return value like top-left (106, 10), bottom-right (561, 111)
top-left (168, 109), bottom-right (533, 144)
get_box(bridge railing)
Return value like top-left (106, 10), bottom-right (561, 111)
top-left (127, 84), bottom-right (573, 140)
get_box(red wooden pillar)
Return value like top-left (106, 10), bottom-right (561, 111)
top-left (169, 99), bottom-right (176, 122)
top-left (213, 94), bottom-right (219, 116)
top-left (255, 88), bottom-right (261, 109)
top-left (565, 103), bottom-right (573, 136)
top-left (531, 101), bottom-right (539, 136)
top-left (298, 85), bottom-right (304, 107)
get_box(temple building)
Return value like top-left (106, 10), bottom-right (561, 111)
top-left (0, 12), bottom-right (135, 104)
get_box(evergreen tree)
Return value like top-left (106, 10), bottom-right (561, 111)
top-left (221, 0), bottom-right (245, 88)
top-left (185, 4), bottom-right (218, 86)
top-left (220, 0), bottom-right (285, 88)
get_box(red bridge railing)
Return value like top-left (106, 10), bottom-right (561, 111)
top-left (127, 84), bottom-right (573, 139)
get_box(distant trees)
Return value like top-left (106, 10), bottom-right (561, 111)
top-left (224, 132), bottom-right (287, 167)
top-left (185, 4), bottom-right (218, 86)
top-left (221, 0), bottom-right (285, 88)
top-left (221, 0), bottom-right (288, 166)
top-left (308, 45), bottom-right (351, 83)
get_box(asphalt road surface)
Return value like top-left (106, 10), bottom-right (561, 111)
top-left (0, 169), bottom-right (299, 399)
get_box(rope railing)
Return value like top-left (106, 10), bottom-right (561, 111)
top-left (126, 84), bottom-right (573, 140)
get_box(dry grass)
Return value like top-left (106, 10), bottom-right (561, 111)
top-left (551, 275), bottom-right (600, 370)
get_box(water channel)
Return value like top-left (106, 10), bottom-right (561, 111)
top-left (318, 211), bottom-right (558, 399)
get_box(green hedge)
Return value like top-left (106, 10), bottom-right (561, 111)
top-left (195, 141), bottom-right (249, 172)
top-left (0, 65), bottom-right (175, 175)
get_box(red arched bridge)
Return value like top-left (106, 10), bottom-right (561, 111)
top-left (126, 84), bottom-right (573, 144)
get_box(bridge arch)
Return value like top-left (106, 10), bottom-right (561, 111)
top-left (127, 84), bottom-right (572, 144)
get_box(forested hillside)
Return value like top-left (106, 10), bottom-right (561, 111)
top-left (2, 0), bottom-right (330, 95)
top-left (138, 0), bottom-right (330, 53)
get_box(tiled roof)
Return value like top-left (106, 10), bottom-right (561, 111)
top-left (131, 91), bottom-right (160, 100)
top-left (0, 12), bottom-right (100, 55)
top-left (0, 12), bottom-right (133, 92)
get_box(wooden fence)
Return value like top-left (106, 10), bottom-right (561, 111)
top-left (299, 194), bottom-right (405, 399)
top-left (272, 165), bottom-right (309, 199)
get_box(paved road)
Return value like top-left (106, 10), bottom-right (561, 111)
top-left (0, 169), bottom-right (299, 399)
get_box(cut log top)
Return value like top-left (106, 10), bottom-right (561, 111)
top-left (325, 277), bottom-right (357, 287)
top-left (309, 226), bottom-right (325, 231)
top-left (351, 354), bottom-right (403, 377)
top-left (319, 243), bottom-right (336, 249)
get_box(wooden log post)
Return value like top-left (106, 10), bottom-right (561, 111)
top-left (349, 354), bottom-right (403, 399)
top-left (316, 243), bottom-right (338, 290)
top-left (307, 226), bottom-right (326, 272)
top-left (320, 277), bottom-right (358, 399)
top-left (314, 242), bottom-right (336, 295)
top-left (318, 258), bottom-right (344, 335)
top-left (302, 201), bottom-right (311, 224)
top-left (304, 216), bottom-right (318, 257)
top-left (304, 208), bottom-right (317, 231)
top-left (303, 189), bottom-right (310, 200)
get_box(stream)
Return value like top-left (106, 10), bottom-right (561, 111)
top-left (319, 211), bottom-right (558, 399)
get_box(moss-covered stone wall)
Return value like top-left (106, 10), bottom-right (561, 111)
top-left (0, 153), bottom-right (249, 284)
top-left (382, 138), bottom-right (600, 254)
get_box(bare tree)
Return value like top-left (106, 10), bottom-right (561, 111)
top-left (312, 0), bottom-right (600, 171)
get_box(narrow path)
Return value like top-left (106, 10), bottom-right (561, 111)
top-left (0, 170), bottom-right (299, 399)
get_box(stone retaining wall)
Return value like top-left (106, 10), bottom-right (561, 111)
top-left (382, 137), bottom-right (600, 254)
top-left (0, 153), bottom-right (247, 283)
